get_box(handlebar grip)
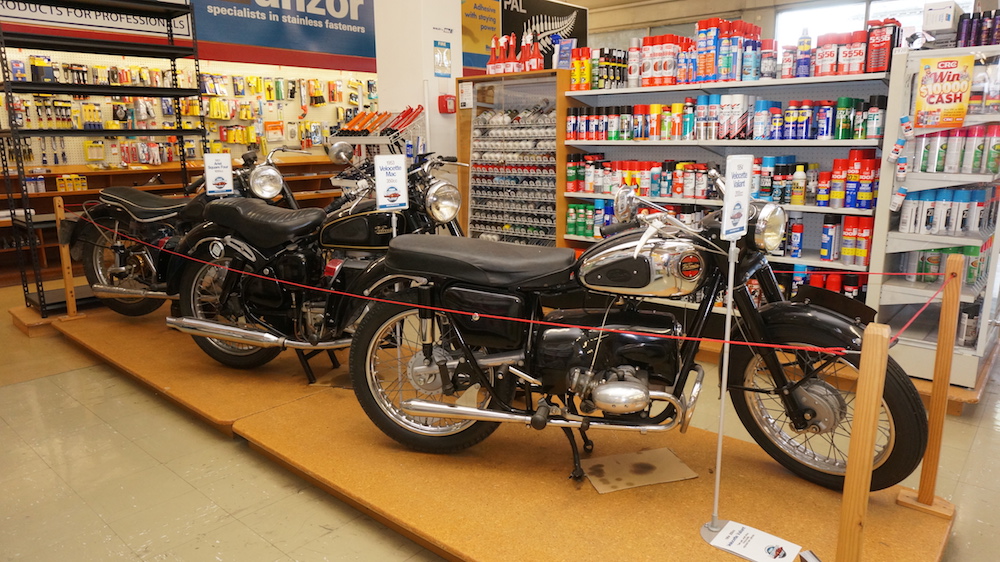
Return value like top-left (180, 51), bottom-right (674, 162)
top-left (324, 195), bottom-right (351, 213)
top-left (599, 220), bottom-right (640, 237)
top-left (441, 156), bottom-right (458, 162)
top-left (184, 176), bottom-right (206, 195)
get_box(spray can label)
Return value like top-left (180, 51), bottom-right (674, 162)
top-left (820, 223), bottom-right (839, 261)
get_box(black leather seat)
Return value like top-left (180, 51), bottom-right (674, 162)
top-left (386, 234), bottom-right (577, 289)
top-left (205, 198), bottom-right (325, 249)
top-left (99, 186), bottom-right (189, 222)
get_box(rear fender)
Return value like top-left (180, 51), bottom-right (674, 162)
top-left (164, 222), bottom-right (264, 294)
top-left (332, 257), bottom-right (428, 333)
top-left (63, 204), bottom-right (122, 261)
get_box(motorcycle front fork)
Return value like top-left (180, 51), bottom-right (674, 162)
top-left (738, 264), bottom-right (814, 431)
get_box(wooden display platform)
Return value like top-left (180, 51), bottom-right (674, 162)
top-left (47, 305), bottom-right (954, 561)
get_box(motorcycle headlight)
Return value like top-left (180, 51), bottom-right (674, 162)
top-left (754, 203), bottom-right (786, 253)
top-left (249, 165), bottom-right (284, 199)
top-left (424, 180), bottom-right (462, 223)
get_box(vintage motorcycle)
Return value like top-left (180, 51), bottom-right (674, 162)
top-left (165, 141), bottom-right (464, 381)
top-left (66, 149), bottom-right (302, 316)
top-left (347, 177), bottom-right (929, 491)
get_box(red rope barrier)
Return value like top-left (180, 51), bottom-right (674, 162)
top-left (889, 273), bottom-right (955, 345)
top-left (68, 208), bottom-right (863, 355)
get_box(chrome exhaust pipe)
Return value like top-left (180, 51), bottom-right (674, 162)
top-left (409, 350), bottom-right (525, 378)
top-left (400, 398), bottom-right (680, 432)
top-left (92, 284), bottom-right (176, 300)
top-left (165, 316), bottom-right (352, 351)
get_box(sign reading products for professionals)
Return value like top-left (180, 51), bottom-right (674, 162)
top-left (0, 1), bottom-right (190, 37)
top-left (197, 0), bottom-right (375, 60)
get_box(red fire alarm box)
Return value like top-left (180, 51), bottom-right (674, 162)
top-left (438, 94), bottom-right (456, 113)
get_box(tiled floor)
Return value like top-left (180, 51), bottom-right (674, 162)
top-left (1, 282), bottom-right (998, 560)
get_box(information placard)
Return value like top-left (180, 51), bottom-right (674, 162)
top-left (374, 154), bottom-right (409, 210)
top-left (722, 155), bottom-right (753, 241)
top-left (204, 153), bottom-right (235, 197)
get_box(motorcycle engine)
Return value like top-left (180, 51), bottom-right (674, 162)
top-left (531, 307), bottom-right (682, 415)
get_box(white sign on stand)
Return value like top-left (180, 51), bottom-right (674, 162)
top-left (722, 154), bottom-right (753, 241)
top-left (204, 153), bottom-right (235, 197)
top-left (709, 521), bottom-right (802, 562)
top-left (374, 153), bottom-right (409, 210)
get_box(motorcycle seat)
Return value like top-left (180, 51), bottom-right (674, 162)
top-left (99, 186), bottom-right (189, 222)
top-left (205, 198), bottom-right (325, 248)
top-left (387, 234), bottom-right (577, 289)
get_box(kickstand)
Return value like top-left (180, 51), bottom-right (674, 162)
top-left (294, 349), bottom-right (341, 385)
top-left (579, 426), bottom-right (594, 453)
top-left (561, 427), bottom-right (585, 481)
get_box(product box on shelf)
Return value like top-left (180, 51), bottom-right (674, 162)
top-left (923, 1), bottom-right (965, 33)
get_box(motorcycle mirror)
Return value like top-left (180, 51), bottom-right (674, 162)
top-left (326, 141), bottom-right (354, 165)
top-left (613, 186), bottom-right (638, 222)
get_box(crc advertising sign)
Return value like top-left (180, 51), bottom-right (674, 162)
top-left (462, 0), bottom-right (587, 72)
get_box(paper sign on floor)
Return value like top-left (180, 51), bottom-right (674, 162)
top-left (581, 447), bottom-right (697, 494)
top-left (709, 520), bottom-right (801, 561)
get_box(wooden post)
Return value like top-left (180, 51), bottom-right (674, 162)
top-left (836, 322), bottom-right (890, 562)
top-left (897, 253), bottom-right (961, 519)
top-left (53, 196), bottom-right (80, 318)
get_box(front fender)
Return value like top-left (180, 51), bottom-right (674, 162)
top-left (756, 300), bottom-right (866, 351)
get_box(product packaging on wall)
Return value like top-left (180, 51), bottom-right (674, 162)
top-left (1, 49), bottom-right (378, 167)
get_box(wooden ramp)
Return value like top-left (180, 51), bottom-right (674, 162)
top-left (54, 307), bottom-right (952, 561)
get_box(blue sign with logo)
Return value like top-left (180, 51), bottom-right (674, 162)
top-left (195, 0), bottom-right (375, 63)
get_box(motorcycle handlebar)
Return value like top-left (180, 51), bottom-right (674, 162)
top-left (600, 220), bottom-right (640, 237)
top-left (184, 176), bottom-right (206, 195)
top-left (324, 194), bottom-right (351, 213)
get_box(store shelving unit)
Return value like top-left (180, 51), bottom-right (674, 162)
top-left (562, 72), bottom-right (893, 282)
top-left (457, 70), bottom-right (569, 247)
top-left (868, 47), bottom-right (1000, 388)
top-left (0, 0), bottom-right (205, 317)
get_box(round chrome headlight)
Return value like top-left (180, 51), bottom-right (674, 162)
top-left (754, 203), bottom-right (786, 253)
top-left (249, 165), bottom-right (284, 199)
top-left (424, 180), bottom-right (462, 223)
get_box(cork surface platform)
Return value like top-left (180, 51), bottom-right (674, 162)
top-left (53, 305), bottom-right (951, 561)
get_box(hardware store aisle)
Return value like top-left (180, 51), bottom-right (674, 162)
top-left (0, 283), bottom-right (997, 560)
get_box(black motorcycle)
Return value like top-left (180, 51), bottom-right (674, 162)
top-left (165, 142), bottom-right (465, 381)
top-left (346, 178), bottom-right (929, 491)
top-left (66, 149), bottom-right (303, 316)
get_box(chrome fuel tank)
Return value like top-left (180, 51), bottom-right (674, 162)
top-left (577, 234), bottom-right (706, 298)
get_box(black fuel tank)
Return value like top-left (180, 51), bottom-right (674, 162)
top-left (531, 308), bottom-right (682, 393)
top-left (320, 199), bottom-right (407, 250)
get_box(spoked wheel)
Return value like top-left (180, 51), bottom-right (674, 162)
top-left (728, 324), bottom-right (927, 491)
top-left (81, 220), bottom-right (164, 316)
top-left (178, 249), bottom-right (280, 369)
top-left (349, 291), bottom-right (510, 453)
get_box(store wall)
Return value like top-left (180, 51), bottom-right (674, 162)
top-left (375, 0), bottom-right (462, 157)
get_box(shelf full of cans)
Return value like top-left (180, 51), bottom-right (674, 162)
top-left (469, 104), bottom-right (557, 246)
top-left (565, 150), bottom-right (883, 213)
top-left (568, 16), bottom-right (899, 92)
top-left (565, 94), bottom-right (887, 144)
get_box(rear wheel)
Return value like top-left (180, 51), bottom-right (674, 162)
top-left (349, 292), bottom-right (509, 453)
top-left (728, 324), bottom-right (928, 491)
top-left (178, 247), bottom-right (280, 369)
top-left (81, 220), bottom-right (163, 316)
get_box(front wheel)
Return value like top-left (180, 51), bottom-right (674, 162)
top-left (81, 219), bottom-right (164, 316)
top-left (178, 246), bottom-right (281, 369)
top-left (728, 324), bottom-right (928, 491)
top-left (349, 291), bottom-right (509, 453)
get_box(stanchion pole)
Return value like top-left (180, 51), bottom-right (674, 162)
top-left (836, 322), bottom-right (890, 562)
top-left (897, 253), bottom-right (961, 519)
top-left (53, 196), bottom-right (80, 319)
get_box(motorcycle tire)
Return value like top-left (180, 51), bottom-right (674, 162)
top-left (728, 323), bottom-right (928, 491)
top-left (81, 220), bottom-right (164, 317)
top-left (178, 246), bottom-right (281, 369)
top-left (349, 291), bottom-right (512, 453)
